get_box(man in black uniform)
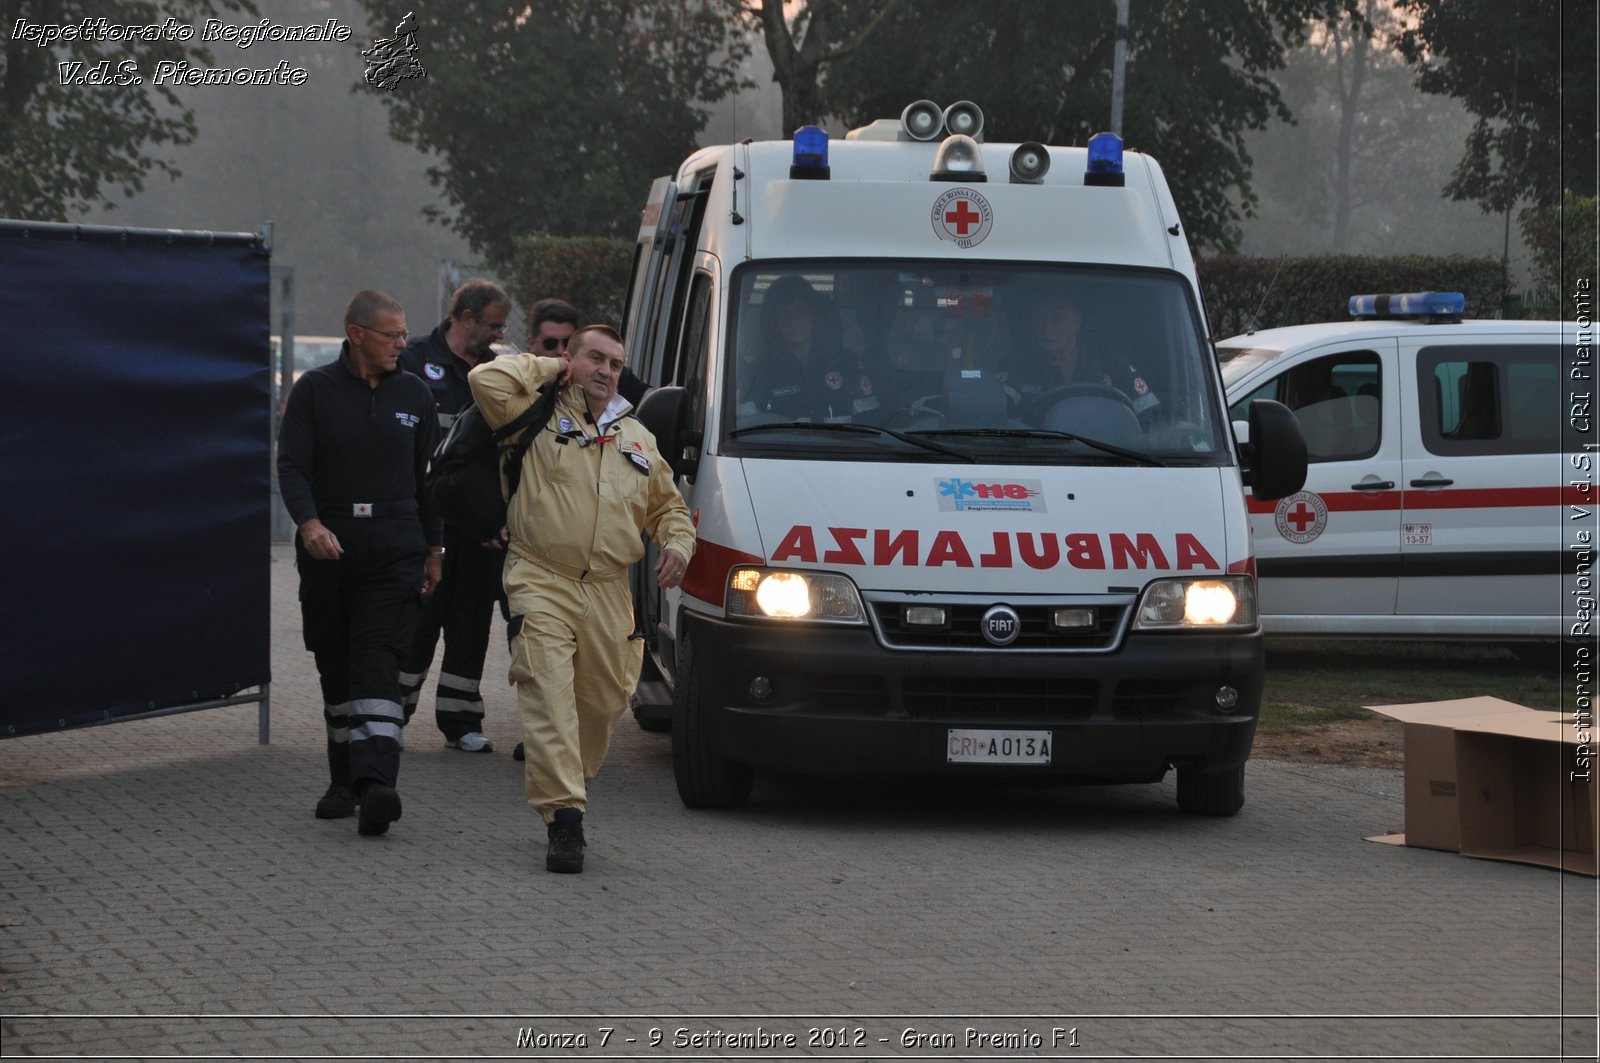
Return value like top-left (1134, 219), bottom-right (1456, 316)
top-left (278, 290), bottom-right (442, 837)
top-left (398, 279), bottom-right (513, 754)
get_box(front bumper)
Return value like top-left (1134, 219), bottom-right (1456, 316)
top-left (686, 613), bottom-right (1263, 782)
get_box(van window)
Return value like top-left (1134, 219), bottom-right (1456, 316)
top-left (723, 263), bottom-right (1226, 465)
top-left (1226, 351), bottom-right (1381, 462)
top-left (1418, 344), bottom-right (1568, 455)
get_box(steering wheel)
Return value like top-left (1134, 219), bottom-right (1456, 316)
top-left (1020, 383), bottom-right (1135, 426)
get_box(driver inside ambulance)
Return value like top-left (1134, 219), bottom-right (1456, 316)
top-left (1000, 288), bottom-right (1160, 422)
top-left (737, 275), bottom-right (871, 422)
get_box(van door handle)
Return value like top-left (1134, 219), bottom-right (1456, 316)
top-left (1409, 477), bottom-right (1454, 488)
top-left (1351, 480), bottom-right (1394, 491)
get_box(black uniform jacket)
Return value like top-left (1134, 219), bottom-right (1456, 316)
top-left (277, 344), bottom-right (443, 544)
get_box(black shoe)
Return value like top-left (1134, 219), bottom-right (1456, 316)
top-left (545, 814), bottom-right (585, 873)
top-left (315, 783), bottom-right (356, 820)
top-left (512, 742), bottom-right (525, 761)
top-left (357, 784), bottom-right (402, 836)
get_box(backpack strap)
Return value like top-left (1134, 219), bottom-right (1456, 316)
top-left (501, 384), bottom-right (561, 500)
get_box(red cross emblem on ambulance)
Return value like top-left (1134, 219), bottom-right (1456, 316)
top-left (1273, 490), bottom-right (1328, 544)
top-left (931, 188), bottom-right (994, 248)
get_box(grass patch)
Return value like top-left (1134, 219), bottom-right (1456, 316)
top-left (1258, 639), bottom-right (1564, 734)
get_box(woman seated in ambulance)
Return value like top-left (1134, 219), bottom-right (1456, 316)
top-left (1000, 288), bottom-right (1160, 429)
top-left (736, 275), bottom-right (873, 424)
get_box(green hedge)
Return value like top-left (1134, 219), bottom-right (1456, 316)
top-left (1196, 254), bottom-right (1508, 338)
top-left (506, 235), bottom-right (633, 329)
top-left (1521, 193), bottom-right (1597, 320)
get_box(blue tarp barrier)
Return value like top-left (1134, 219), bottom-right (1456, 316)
top-left (0, 221), bottom-right (271, 737)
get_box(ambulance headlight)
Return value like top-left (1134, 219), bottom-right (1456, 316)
top-left (1132, 576), bottom-right (1257, 630)
top-left (726, 567), bottom-right (866, 624)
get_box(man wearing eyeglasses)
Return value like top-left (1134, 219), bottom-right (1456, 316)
top-left (278, 290), bottom-right (443, 838)
top-left (398, 279), bottom-right (515, 756)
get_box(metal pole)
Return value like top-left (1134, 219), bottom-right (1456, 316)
top-left (1110, 0), bottom-right (1130, 136)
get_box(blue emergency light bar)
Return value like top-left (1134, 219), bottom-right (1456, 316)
top-left (1085, 132), bottom-right (1125, 187)
top-left (790, 125), bottom-right (830, 180)
top-left (1348, 291), bottom-right (1465, 322)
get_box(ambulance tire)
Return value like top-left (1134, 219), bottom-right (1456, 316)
top-left (1175, 763), bottom-right (1245, 817)
top-left (672, 628), bottom-right (754, 809)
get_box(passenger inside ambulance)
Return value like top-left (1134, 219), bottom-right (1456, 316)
top-left (1001, 288), bottom-right (1160, 438)
top-left (735, 275), bottom-right (866, 423)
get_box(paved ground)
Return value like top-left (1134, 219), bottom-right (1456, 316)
top-left (1, 544), bottom-right (1596, 1060)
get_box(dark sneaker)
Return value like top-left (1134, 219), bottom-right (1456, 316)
top-left (314, 783), bottom-right (355, 820)
top-left (545, 813), bottom-right (585, 874)
top-left (512, 742), bottom-right (525, 761)
top-left (357, 784), bottom-right (403, 836)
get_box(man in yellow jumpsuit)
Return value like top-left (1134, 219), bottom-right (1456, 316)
top-left (469, 325), bottom-right (695, 873)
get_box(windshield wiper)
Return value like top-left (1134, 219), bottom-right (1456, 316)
top-left (918, 427), bottom-right (1167, 467)
top-left (728, 420), bottom-right (976, 462)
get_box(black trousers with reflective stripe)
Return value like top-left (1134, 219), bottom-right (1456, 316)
top-left (401, 526), bottom-right (506, 741)
top-left (296, 515), bottom-right (424, 790)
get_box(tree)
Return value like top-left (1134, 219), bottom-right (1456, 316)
top-left (0, 0), bottom-right (255, 221)
top-left (1395, 0), bottom-right (1597, 214)
top-left (806, 0), bottom-right (1358, 252)
top-left (355, 1), bottom-right (750, 269)
top-left (1243, 0), bottom-right (1489, 255)
top-left (742, 0), bottom-right (903, 136)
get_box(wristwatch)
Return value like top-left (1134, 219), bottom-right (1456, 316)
top-left (428, 546), bottom-right (447, 559)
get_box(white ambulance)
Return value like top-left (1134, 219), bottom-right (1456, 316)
top-left (1218, 293), bottom-right (1584, 646)
top-left (624, 102), bottom-right (1305, 815)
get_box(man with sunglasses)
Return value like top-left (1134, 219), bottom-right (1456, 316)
top-left (279, 290), bottom-right (442, 837)
top-left (530, 297), bottom-right (649, 406)
top-left (398, 279), bottom-right (516, 755)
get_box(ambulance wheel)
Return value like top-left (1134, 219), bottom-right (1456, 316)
top-left (671, 628), bottom-right (753, 809)
top-left (1021, 383), bottom-right (1135, 425)
top-left (1176, 763), bottom-right (1245, 816)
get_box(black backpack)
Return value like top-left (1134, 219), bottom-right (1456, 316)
top-left (424, 385), bottom-right (558, 542)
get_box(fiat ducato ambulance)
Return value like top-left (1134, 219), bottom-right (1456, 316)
top-left (1219, 292), bottom-right (1585, 648)
top-left (624, 102), bottom-right (1306, 815)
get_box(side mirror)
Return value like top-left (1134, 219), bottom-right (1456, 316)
top-left (635, 386), bottom-right (699, 480)
top-left (1239, 399), bottom-right (1306, 501)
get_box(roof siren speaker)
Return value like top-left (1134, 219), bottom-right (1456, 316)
top-left (1009, 142), bottom-right (1050, 184)
top-left (900, 100), bottom-right (945, 141)
top-left (942, 101), bottom-right (984, 142)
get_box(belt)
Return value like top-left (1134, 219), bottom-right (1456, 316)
top-left (321, 500), bottom-right (417, 518)
top-left (510, 543), bottom-right (626, 584)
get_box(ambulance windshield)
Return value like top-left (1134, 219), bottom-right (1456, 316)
top-left (725, 264), bottom-right (1229, 464)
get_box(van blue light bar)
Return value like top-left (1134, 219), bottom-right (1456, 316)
top-left (1348, 291), bottom-right (1465, 321)
top-left (790, 125), bottom-right (830, 180)
top-left (1084, 132), bottom-right (1125, 187)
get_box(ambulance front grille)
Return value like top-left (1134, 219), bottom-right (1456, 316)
top-left (903, 676), bottom-right (1098, 720)
top-left (870, 601), bottom-right (1126, 650)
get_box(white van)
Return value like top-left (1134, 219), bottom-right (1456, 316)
top-left (1218, 293), bottom-right (1582, 644)
top-left (625, 103), bottom-right (1305, 815)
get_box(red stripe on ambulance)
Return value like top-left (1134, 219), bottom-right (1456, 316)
top-left (770, 526), bottom-right (1221, 570)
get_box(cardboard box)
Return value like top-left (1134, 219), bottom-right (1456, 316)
top-left (1365, 696), bottom-right (1597, 875)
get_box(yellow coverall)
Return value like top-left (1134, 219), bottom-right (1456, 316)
top-left (468, 355), bottom-right (696, 822)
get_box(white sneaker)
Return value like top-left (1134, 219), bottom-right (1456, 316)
top-left (446, 732), bottom-right (494, 753)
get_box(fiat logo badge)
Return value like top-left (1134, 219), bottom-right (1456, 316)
top-left (981, 604), bottom-right (1022, 646)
